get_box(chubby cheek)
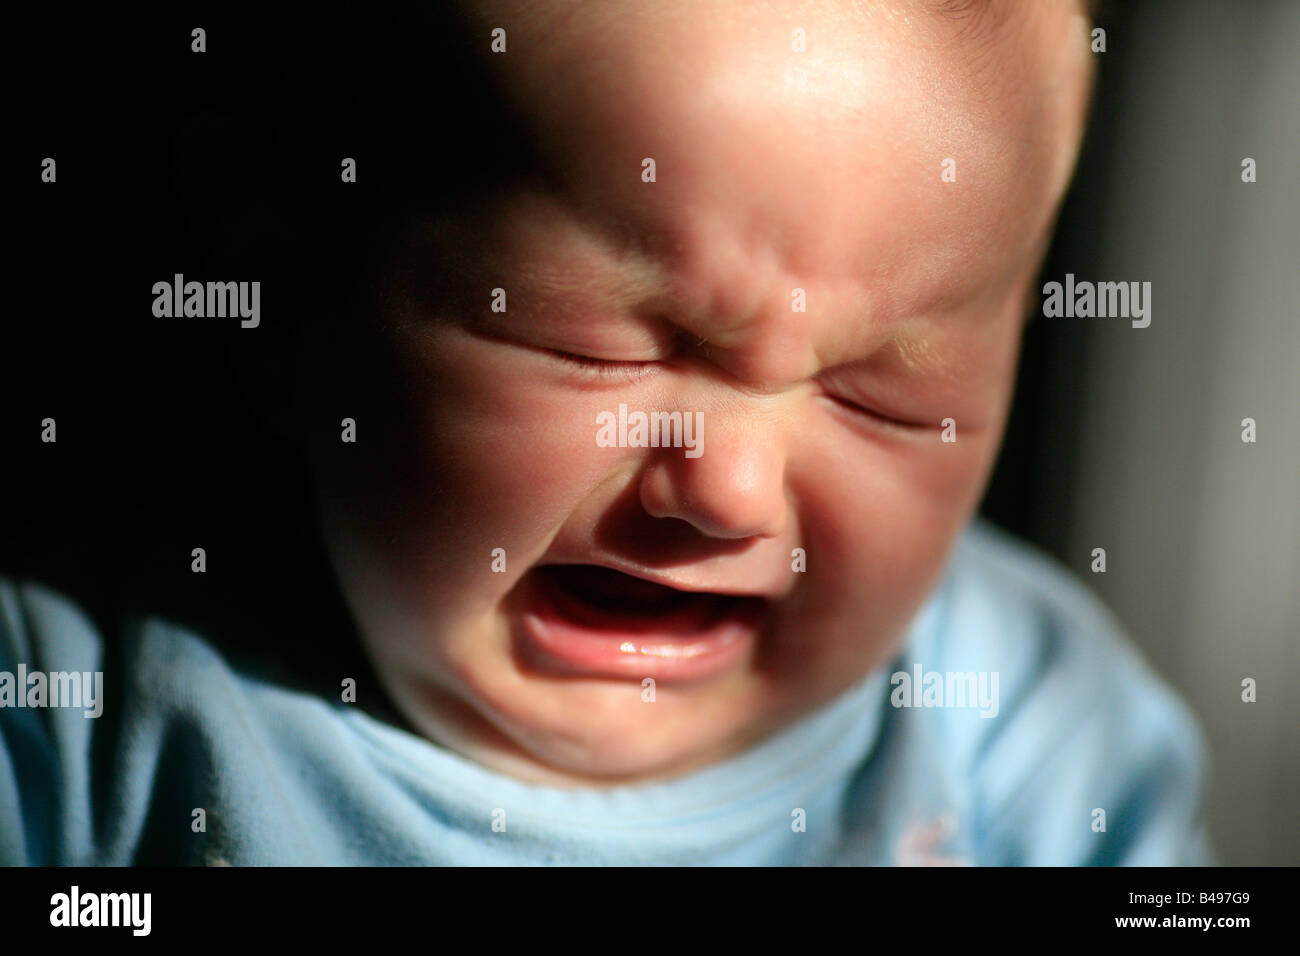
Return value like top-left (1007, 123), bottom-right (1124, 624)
top-left (333, 325), bottom-right (624, 630)
top-left (769, 416), bottom-right (999, 693)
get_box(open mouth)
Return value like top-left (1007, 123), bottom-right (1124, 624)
top-left (513, 564), bottom-right (766, 681)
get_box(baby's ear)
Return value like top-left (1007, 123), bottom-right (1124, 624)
top-left (171, 109), bottom-right (303, 447)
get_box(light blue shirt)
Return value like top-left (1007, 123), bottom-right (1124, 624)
top-left (0, 519), bottom-right (1213, 865)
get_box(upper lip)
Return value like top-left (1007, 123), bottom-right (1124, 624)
top-left (537, 559), bottom-right (779, 600)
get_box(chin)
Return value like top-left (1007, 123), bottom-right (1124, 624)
top-left (447, 638), bottom-right (777, 785)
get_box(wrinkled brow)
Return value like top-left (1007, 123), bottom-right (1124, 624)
top-left (923, 0), bottom-right (1005, 40)
top-left (930, 0), bottom-right (990, 16)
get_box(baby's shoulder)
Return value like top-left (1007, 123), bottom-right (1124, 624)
top-left (925, 517), bottom-right (1153, 701)
top-left (0, 575), bottom-right (234, 691)
top-left (907, 517), bottom-right (1208, 785)
top-left (0, 575), bottom-right (355, 865)
top-left (0, 575), bottom-right (106, 670)
top-left (0, 575), bottom-right (343, 736)
top-left (906, 521), bottom-right (1211, 864)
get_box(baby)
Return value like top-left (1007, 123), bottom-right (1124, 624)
top-left (0, 0), bottom-right (1211, 865)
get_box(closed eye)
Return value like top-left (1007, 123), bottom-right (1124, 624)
top-left (819, 392), bottom-right (925, 433)
top-left (544, 348), bottom-right (660, 380)
top-left (466, 324), bottom-right (662, 381)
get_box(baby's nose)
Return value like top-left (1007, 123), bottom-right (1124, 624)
top-left (637, 415), bottom-right (787, 540)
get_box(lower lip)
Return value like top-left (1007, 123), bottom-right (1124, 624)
top-left (512, 570), bottom-right (763, 682)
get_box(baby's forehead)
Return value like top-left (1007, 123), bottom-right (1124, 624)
top-left (458, 0), bottom-right (1090, 286)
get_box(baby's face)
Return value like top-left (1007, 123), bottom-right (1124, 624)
top-left (312, 0), bottom-right (1092, 784)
